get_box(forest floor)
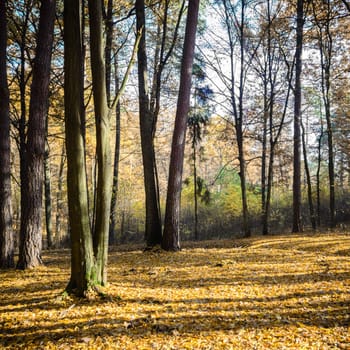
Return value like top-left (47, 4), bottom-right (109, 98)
top-left (0, 232), bottom-right (349, 349)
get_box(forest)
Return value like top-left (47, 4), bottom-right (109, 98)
top-left (0, 0), bottom-right (350, 347)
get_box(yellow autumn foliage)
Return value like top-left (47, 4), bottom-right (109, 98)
top-left (0, 233), bottom-right (349, 349)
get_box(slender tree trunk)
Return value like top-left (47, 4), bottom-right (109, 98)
top-left (316, 126), bottom-right (324, 227)
top-left (292, 0), bottom-right (303, 233)
top-left (105, 0), bottom-right (113, 107)
top-left (17, 0), bottom-right (56, 269)
top-left (238, 0), bottom-right (250, 238)
top-left (223, 0), bottom-right (250, 237)
top-left (18, 5), bottom-right (30, 225)
top-left (312, 0), bottom-right (335, 228)
top-left (44, 138), bottom-right (53, 248)
top-left (162, 0), bottom-right (200, 251)
top-left (64, 0), bottom-right (96, 295)
top-left (301, 121), bottom-right (316, 230)
top-left (104, 0), bottom-right (119, 245)
top-left (261, 84), bottom-right (268, 235)
top-left (109, 57), bottom-right (121, 245)
top-left (88, 0), bottom-right (112, 285)
top-left (135, 0), bottom-right (162, 247)
top-left (18, 2), bottom-right (30, 264)
top-left (55, 143), bottom-right (65, 245)
top-left (322, 35), bottom-right (335, 228)
top-left (0, 0), bottom-right (14, 268)
top-left (193, 144), bottom-right (199, 240)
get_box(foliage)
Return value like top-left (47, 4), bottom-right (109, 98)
top-left (0, 233), bottom-right (349, 349)
top-left (211, 168), bottom-right (261, 219)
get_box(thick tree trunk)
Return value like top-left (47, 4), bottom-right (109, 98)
top-left (135, 0), bottom-right (162, 247)
top-left (17, 0), bottom-right (56, 269)
top-left (0, 0), bottom-right (14, 269)
top-left (88, 0), bottom-right (112, 285)
top-left (162, 0), bottom-right (200, 251)
top-left (64, 0), bottom-right (96, 295)
top-left (292, 0), bottom-right (303, 233)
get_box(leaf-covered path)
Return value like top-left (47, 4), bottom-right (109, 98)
top-left (1, 233), bottom-right (349, 349)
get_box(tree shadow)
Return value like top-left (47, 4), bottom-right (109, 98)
top-left (1, 290), bottom-right (349, 348)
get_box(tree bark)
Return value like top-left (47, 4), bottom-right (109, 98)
top-left (292, 0), bottom-right (303, 233)
top-left (222, 0), bottom-right (251, 237)
top-left (55, 144), bottom-right (66, 245)
top-left (317, 1), bottom-right (335, 228)
top-left (109, 56), bottom-right (121, 245)
top-left (135, 0), bottom-right (162, 247)
top-left (44, 137), bottom-right (53, 248)
top-left (64, 0), bottom-right (96, 295)
top-left (17, 0), bottom-right (56, 269)
top-left (301, 120), bottom-right (316, 230)
top-left (162, 0), bottom-right (200, 251)
top-left (88, 0), bottom-right (112, 285)
top-left (0, 0), bottom-right (14, 268)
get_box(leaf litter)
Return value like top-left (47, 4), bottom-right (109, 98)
top-left (0, 233), bottom-right (349, 349)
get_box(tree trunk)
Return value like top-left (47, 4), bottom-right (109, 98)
top-left (320, 11), bottom-right (335, 228)
top-left (301, 120), bottom-right (316, 230)
top-left (55, 143), bottom-right (66, 245)
top-left (316, 128), bottom-right (323, 227)
top-left (17, 0), bottom-right (56, 269)
top-left (109, 56), bottom-right (121, 245)
top-left (88, 0), bottom-right (112, 285)
top-left (135, 0), bottom-right (162, 247)
top-left (223, 0), bottom-right (251, 237)
top-left (18, 5), bottom-right (31, 238)
top-left (162, 0), bottom-right (200, 251)
top-left (0, 0), bottom-right (14, 268)
top-left (44, 138), bottom-right (53, 248)
top-left (193, 145), bottom-right (199, 240)
top-left (238, 0), bottom-right (250, 238)
top-left (261, 83), bottom-right (268, 235)
top-left (292, 0), bottom-right (303, 233)
top-left (64, 0), bottom-right (96, 295)
top-left (105, 0), bottom-right (113, 107)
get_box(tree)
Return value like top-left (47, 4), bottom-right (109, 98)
top-left (135, 0), bottom-right (162, 247)
top-left (252, 0), bottom-right (293, 235)
top-left (311, 0), bottom-right (336, 227)
top-left (64, 0), bottom-right (95, 295)
top-left (105, 0), bottom-right (119, 246)
top-left (44, 130), bottom-right (53, 248)
top-left (162, 0), bottom-right (200, 251)
top-left (17, 0), bottom-right (56, 269)
top-left (64, 0), bottom-right (140, 295)
top-left (301, 119), bottom-right (317, 230)
top-left (135, 0), bottom-right (185, 247)
top-left (88, 0), bottom-right (112, 285)
top-left (221, 0), bottom-right (252, 237)
top-left (292, 0), bottom-right (304, 233)
top-left (187, 60), bottom-right (212, 240)
top-left (0, 0), bottom-right (14, 268)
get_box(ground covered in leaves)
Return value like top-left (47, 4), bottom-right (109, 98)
top-left (0, 233), bottom-right (349, 349)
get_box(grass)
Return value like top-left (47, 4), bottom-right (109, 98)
top-left (0, 232), bottom-right (349, 349)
